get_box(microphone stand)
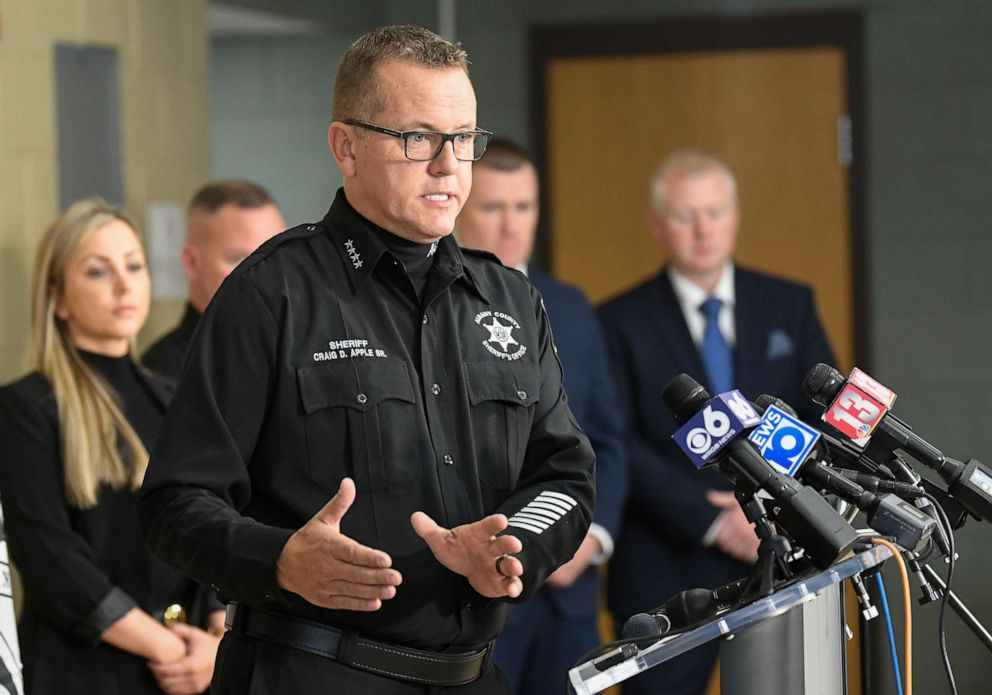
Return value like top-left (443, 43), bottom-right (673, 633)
top-left (922, 563), bottom-right (992, 653)
top-left (718, 482), bottom-right (843, 695)
top-left (734, 483), bottom-right (794, 601)
top-left (875, 452), bottom-right (992, 649)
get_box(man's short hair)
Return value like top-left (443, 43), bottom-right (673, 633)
top-left (475, 137), bottom-right (534, 172)
top-left (650, 148), bottom-right (738, 212)
top-left (333, 25), bottom-right (470, 122)
top-left (189, 180), bottom-right (277, 215)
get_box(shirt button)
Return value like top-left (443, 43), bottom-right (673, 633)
top-left (431, 383), bottom-right (441, 396)
top-left (443, 454), bottom-right (454, 466)
top-left (210, 584), bottom-right (220, 592)
top-left (422, 314), bottom-right (430, 325)
top-left (517, 390), bottom-right (528, 401)
top-left (356, 393), bottom-right (368, 404)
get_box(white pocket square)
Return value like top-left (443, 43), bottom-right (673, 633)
top-left (766, 330), bottom-right (795, 360)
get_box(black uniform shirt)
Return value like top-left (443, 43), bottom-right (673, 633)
top-left (139, 190), bottom-right (595, 651)
top-left (142, 303), bottom-right (201, 383)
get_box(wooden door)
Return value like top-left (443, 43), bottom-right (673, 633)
top-left (546, 46), bottom-right (854, 371)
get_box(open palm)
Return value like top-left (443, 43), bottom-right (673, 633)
top-left (411, 511), bottom-right (524, 598)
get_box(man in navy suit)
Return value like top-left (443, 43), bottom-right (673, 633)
top-left (456, 138), bottom-right (628, 695)
top-left (598, 149), bottom-right (836, 695)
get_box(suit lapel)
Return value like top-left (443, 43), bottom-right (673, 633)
top-left (733, 268), bottom-right (765, 397)
top-left (655, 271), bottom-right (710, 389)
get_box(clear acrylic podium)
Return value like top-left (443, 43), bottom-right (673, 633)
top-left (569, 545), bottom-right (892, 695)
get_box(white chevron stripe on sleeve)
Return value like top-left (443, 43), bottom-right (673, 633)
top-left (506, 490), bottom-right (578, 536)
top-left (517, 504), bottom-right (565, 522)
top-left (507, 518), bottom-right (546, 534)
top-left (512, 512), bottom-right (554, 528)
top-left (538, 491), bottom-right (578, 508)
top-left (529, 500), bottom-right (570, 517)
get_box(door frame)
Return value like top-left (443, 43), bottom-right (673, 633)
top-left (528, 12), bottom-right (869, 366)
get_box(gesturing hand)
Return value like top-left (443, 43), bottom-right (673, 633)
top-left (277, 477), bottom-right (403, 610)
top-left (411, 512), bottom-right (524, 598)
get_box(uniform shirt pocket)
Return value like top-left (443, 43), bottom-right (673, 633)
top-left (297, 359), bottom-right (416, 493)
top-left (463, 362), bottom-right (540, 492)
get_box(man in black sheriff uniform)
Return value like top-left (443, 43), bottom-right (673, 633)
top-left (139, 25), bottom-right (595, 694)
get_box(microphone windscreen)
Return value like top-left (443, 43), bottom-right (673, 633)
top-left (621, 612), bottom-right (668, 640)
top-left (662, 374), bottom-right (710, 424)
top-left (754, 394), bottom-right (776, 412)
top-left (756, 394), bottom-right (799, 418)
top-left (802, 363), bottom-right (844, 406)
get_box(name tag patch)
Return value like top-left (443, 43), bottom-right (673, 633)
top-left (313, 338), bottom-right (387, 361)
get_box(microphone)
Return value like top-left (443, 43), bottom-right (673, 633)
top-left (751, 394), bottom-right (902, 491)
top-left (803, 364), bottom-right (992, 522)
top-left (620, 612), bottom-right (671, 641)
top-left (803, 364), bottom-right (941, 466)
top-left (592, 581), bottom-right (749, 673)
top-left (663, 375), bottom-right (858, 569)
top-left (751, 395), bottom-right (935, 550)
top-left (621, 579), bottom-right (749, 641)
top-left (752, 391), bottom-right (896, 479)
top-left (834, 469), bottom-right (925, 499)
top-left (803, 462), bottom-right (934, 550)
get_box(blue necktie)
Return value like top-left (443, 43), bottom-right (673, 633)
top-left (699, 297), bottom-right (734, 394)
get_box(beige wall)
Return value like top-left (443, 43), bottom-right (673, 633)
top-left (0, 0), bottom-right (209, 383)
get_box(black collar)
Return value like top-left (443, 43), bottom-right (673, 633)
top-left (78, 349), bottom-right (173, 409)
top-left (320, 190), bottom-right (490, 304)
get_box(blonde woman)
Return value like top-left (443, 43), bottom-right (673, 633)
top-left (0, 199), bottom-right (222, 694)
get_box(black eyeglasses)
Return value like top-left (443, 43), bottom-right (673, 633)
top-left (343, 119), bottom-right (492, 162)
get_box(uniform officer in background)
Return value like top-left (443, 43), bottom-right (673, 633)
top-left (139, 25), bottom-right (595, 695)
top-left (456, 138), bottom-right (627, 694)
top-left (142, 180), bottom-right (285, 381)
top-left (598, 149), bottom-right (836, 695)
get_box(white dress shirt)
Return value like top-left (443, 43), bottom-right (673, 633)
top-left (667, 261), bottom-right (736, 347)
top-left (667, 262), bottom-right (739, 547)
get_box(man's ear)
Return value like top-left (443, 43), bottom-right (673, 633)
top-left (646, 208), bottom-right (664, 243)
top-left (329, 122), bottom-right (358, 178)
top-left (180, 243), bottom-right (197, 282)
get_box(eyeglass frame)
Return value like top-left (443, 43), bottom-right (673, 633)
top-left (342, 119), bottom-right (493, 162)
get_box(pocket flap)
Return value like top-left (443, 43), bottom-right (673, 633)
top-left (464, 362), bottom-right (540, 407)
top-left (298, 359), bottom-right (415, 414)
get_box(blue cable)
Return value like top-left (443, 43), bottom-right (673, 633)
top-left (875, 573), bottom-right (904, 695)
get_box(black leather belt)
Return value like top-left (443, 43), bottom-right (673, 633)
top-left (224, 604), bottom-right (491, 687)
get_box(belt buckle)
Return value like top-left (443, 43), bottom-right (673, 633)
top-left (224, 603), bottom-right (239, 631)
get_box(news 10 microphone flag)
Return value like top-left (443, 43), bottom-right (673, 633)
top-left (748, 405), bottom-right (821, 477)
top-left (0, 502), bottom-right (24, 695)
